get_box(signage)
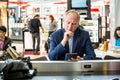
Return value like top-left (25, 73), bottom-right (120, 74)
top-left (21, 0), bottom-right (63, 3)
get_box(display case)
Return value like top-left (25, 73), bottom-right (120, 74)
top-left (80, 19), bottom-right (99, 48)
top-left (81, 19), bottom-right (99, 43)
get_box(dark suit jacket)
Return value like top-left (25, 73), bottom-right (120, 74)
top-left (49, 27), bottom-right (96, 60)
top-left (3, 37), bottom-right (12, 51)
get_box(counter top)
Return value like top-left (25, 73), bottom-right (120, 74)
top-left (0, 60), bottom-right (120, 80)
top-left (32, 71), bottom-right (120, 80)
top-left (1, 71), bottom-right (119, 80)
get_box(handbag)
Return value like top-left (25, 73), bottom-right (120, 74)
top-left (6, 46), bottom-right (22, 60)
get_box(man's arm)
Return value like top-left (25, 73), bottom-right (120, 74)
top-left (39, 19), bottom-right (44, 33)
top-left (40, 27), bottom-right (44, 33)
top-left (3, 37), bottom-right (12, 50)
top-left (83, 32), bottom-right (96, 60)
top-left (61, 31), bottom-right (74, 47)
top-left (48, 31), bottom-right (68, 60)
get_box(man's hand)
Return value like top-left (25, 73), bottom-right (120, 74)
top-left (64, 31), bottom-right (74, 41)
top-left (61, 31), bottom-right (74, 47)
top-left (70, 56), bottom-right (84, 61)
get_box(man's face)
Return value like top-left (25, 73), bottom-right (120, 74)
top-left (64, 13), bottom-right (79, 32)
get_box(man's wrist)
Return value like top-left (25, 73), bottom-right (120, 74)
top-left (61, 39), bottom-right (67, 47)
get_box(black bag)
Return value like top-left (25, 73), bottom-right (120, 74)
top-left (0, 57), bottom-right (36, 80)
top-left (44, 38), bottom-right (50, 53)
top-left (28, 19), bottom-right (35, 33)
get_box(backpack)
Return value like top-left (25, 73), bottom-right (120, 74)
top-left (0, 57), bottom-right (36, 80)
top-left (44, 38), bottom-right (50, 53)
top-left (28, 19), bottom-right (35, 33)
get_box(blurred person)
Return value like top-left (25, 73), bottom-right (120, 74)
top-left (29, 14), bottom-right (44, 54)
top-left (48, 15), bottom-right (58, 37)
top-left (9, 9), bottom-right (16, 23)
top-left (0, 8), bottom-right (3, 26)
top-left (12, 9), bottom-right (16, 23)
top-left (49, 10), bottom-right (96, 60)
top-left (0, 26), bottom-right (12, 51)
top-left (17, 16), bottom-right (22, 23)
top-left (44, 15), bottom-right (57, 53)
top-left (114, 26), bottom-right (120, 46)
top-left (24, 15), bottom-right (29, 27)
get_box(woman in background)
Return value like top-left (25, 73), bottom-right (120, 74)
top-left (114, 26), bottom-right (120, 46)
top-left (44, 15), bottom-right (57, 53)
top-left (48, 15), bottom-right (58, 37)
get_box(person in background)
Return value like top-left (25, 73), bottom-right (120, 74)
top-left (0, 26), bottom-right (12, 51)
top-left (9, 9), bottom-right (16, 23)
top-left (48, 15), bottom-right (58, 37)
top-left (114, 26), bottom-right (120, 46)
top-left (24, 15), bottom-right (29, 27)
top-left (17, 16), bottom-right (22, 23)
top-left (0, 9), bottom-right (3, 26)
top-left (29, 14), bottom-right (44, 54)
top-left (44, 15), bottom-right (57, 53)
top-left (49, 10), bottom-right (96, 60)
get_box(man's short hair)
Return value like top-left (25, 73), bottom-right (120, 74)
top-left (0, 26), bottom-right (6, 32)
top-left (64, 9), bottom-right (80, 21)
top-left (34, 14), bottom-right (40, 18)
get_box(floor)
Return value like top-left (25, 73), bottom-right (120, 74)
top-left (12, 40), bottom-right (48, 60)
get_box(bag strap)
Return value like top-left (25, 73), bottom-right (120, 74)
top-left (22, 56), bottom-right (33, 69)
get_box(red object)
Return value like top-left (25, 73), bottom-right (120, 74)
top-left (91, 8), bottom-right (100, 12)
top-left (21, 4), bottom-right (30, 9)
top-left (20, 51), bottom-right (40, 55)
top-left (8, 1), bottom-right (28, 4)
top-left (54, 1), bottom-right (67, 4)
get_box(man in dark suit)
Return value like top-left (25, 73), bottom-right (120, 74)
top-left (0, 26), bottom-right (12, 51)
top-left (49, 10), bottom-right (96, 60)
